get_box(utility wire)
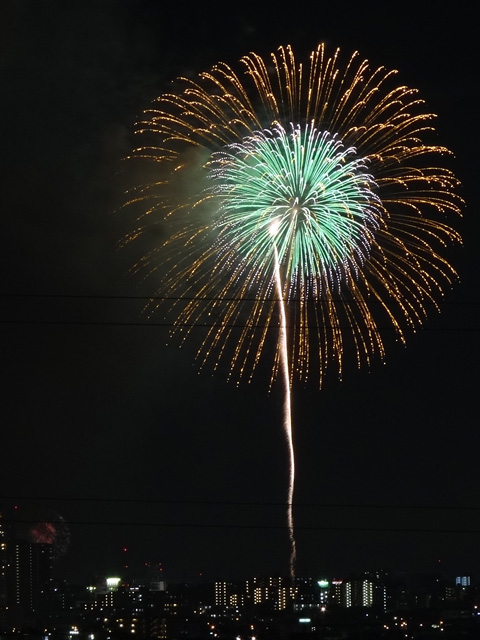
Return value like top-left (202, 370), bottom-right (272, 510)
top-left (1, 319), bottom-right (476, 331)
top-left (1, 518), bottom-right (479, 535)
top-left (3, 292), bottom-right (475, 329)
top-left (0, 292), bottom-right (475, 304)
top-left (2, 496), bottom-right (480, 511)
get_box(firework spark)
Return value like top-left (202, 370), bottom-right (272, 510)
top-left (124, 44), bottom-right (462, 578)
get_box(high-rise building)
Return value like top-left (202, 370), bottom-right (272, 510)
top-left (317, 579), bottom-right (329, 606)
top-left (214, 581), bottom-right (245, 609)
top-left (6, 541), bottom-right (53, 628)
top-left (329, 579), bottom-right (343, 608)
top-left (214, 581), bottom-right (228, 607)
top-left (354, 579), bottom-right (374, 607)
top-left (0, 514), bottom-right (7, 630)
top-left (246, 576), bottom-right (295, 611)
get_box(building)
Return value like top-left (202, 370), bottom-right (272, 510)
top-left (246, 576), bottom-right (295, 611)
top-left (0, 514), bottom-right (7, 629)
top-left (6, 540), bottom-right (54, 629)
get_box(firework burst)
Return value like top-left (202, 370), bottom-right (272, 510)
top-left (123, 44), bottom-right (462, 577)
top-left (15, 507), bottom-right (71, 559)
top-left (125, 43), bottom-right (461, 386)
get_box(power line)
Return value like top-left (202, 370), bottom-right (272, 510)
top-left (1, 292), bottom-right (475, 304)
top-left (2, 292), bottom-right (475, 330)
top-left (3, 292), bottom-right (474, 329)
top-left (2, 496), bottom-right (480, 511)
top-left (1, 518), bottom-right (479, 535)
top-left (1, 319), bottom-right (476, 331)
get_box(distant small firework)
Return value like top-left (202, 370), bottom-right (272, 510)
top-left (124, 44), bottom-right (462, 578)
top-left (16, 507), bottom-right (71, 559)
top-left (29, 520), bottom-right (57, 544)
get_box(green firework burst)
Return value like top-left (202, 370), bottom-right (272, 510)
top-left (209, 124), bottom-right (380, 298)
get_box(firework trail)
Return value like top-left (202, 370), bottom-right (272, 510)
top-left (271, 223), bottom-right (296, 578)
top-left (124, 44), bottom-right (462, 578)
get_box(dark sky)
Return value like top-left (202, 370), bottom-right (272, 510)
top-left (1, 1), bottom-right (478, 585)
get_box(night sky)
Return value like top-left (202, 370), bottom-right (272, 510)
top-left (1, 1), bottom-right (478, 585)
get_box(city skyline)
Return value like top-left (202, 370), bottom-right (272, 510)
top-left (2, 519), bottom-right (478, 639)
top-left (1, 1), bottom-right (478, 586)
